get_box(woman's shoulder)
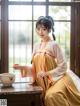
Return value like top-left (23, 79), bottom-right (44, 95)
top-left (34, 42), bottom-right (40, 48)
top-left (50, 40), bottom-right (59, 48)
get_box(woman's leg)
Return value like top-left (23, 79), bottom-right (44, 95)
top-left (45, 76), bottom-right (70, 106)
top-left (45, 74), bottom-right (80, 106)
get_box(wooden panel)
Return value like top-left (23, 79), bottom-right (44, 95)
top-left (70, 4), bottom-right (75, 73)
top-left (75, 3), bottom-right (80, 77)
top-left (0, 84), bottom-right (43, 106)
top-left (1, 0), bottom-right (8, 73)
top-left (1, 93), bottom-right (42, 106)
top-left (71, 2), bottom-right (80, 77)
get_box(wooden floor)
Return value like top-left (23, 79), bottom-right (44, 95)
top-left (67, 70), bottom-right (80, 92)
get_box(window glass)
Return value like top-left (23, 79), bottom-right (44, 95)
top-left (0, 6), bottom-right (1, 59)
top-left (49, 0), bottom-right (71, 2)
top-left (33, 6), bottom-right (46, 20)
top-left (9, 0), bottom-right (46, 1)
top-left (49, 6), bottom-right (71, 20)
top-left (0, 6), bottom-right (1, 20)
top-left (33, 22), bottom-right (41, 44)
top-left (9, 5), bottom-right (32, 20)
top-left (9, 0), bottom-right (32, 1)
top-left (54, 22), bottom-right (70, 66)
top-left (9, 21), bottom-right (32, 82)
top-left (33, 0), bottom-right (45, 1)
top-left (0, 21), bottom-right (1, 59)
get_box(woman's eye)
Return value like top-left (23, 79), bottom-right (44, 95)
top-left (43, 28), bottom-right (46, 30)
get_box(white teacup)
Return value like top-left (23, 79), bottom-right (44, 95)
top-left (0, 73), bottom-right (15, 87)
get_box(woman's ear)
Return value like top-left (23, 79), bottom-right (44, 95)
top-left (48, 29), bottom-right (51, 33)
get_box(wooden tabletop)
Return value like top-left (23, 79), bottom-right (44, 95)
top-left (0, 83), bottom-right (43, 95)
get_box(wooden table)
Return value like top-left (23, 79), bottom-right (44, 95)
top-left (0, 83), bottom-right (43, 106)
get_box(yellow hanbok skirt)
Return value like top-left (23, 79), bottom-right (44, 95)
top-left (32, 52), bottom-right (80, 106)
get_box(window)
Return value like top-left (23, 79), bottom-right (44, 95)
top-left (0, 5), bottom-right (1, 60)
top-left (49, 6), bottom-right (71, 66)
top-left (49, 0), bottom-right (71, 2)
top-left (1, 0), bottom-right (72, 82)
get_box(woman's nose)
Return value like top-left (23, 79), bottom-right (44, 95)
top-left (39, 29), bottom-right (43, 34)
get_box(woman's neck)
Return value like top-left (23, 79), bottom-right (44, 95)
top-left (41, 35), bottom-right (51, 42)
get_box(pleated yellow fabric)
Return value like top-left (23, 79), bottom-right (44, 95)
top-left (32, 51), bottom-right (80, 106)
top-left (32, 52), bottom-right (57, 91)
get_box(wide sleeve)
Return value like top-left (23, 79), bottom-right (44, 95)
top-left (31, 43), bottom-right (40, 82)
top-left (49, 42), bottom-right (67, 79)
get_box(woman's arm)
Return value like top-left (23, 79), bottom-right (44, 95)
top-left (13, 64), bottom-right (36, 83)
top-left (47, 42), bottom-right (67, 80)
top-left (13, 64), bottom-right (31, 77)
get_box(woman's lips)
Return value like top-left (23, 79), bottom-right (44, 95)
top-left (40, 34), bottom-right (44, 37)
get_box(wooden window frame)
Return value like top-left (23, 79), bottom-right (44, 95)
top-left (0, 0), bottom-right (80, 77)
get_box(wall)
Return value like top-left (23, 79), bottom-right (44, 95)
top-left (71, 2), bottom-right (80, 77)
top-left (0, 34), bottom-right (1, 70)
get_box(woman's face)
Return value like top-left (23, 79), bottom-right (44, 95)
top-left (36, 25), bottom-right (49, 39)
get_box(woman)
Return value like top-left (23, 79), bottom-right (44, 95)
top-left (13, 16), bottom-right (80, 106)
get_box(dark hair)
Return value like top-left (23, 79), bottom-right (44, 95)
top-left (36, 16), bottom-right (56, 40)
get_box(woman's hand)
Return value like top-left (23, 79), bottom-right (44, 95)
top-left (13, 64), bottom-right (21, 70)
top-left (13, 64), bottom-right (28, 70)
top-left (37, 71), bottom-right (47, 78)
top-left (13, 64), bottom-right (29, 77)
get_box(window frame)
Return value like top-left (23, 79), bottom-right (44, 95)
top-left (1, 0), bottom-right (80, 77)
